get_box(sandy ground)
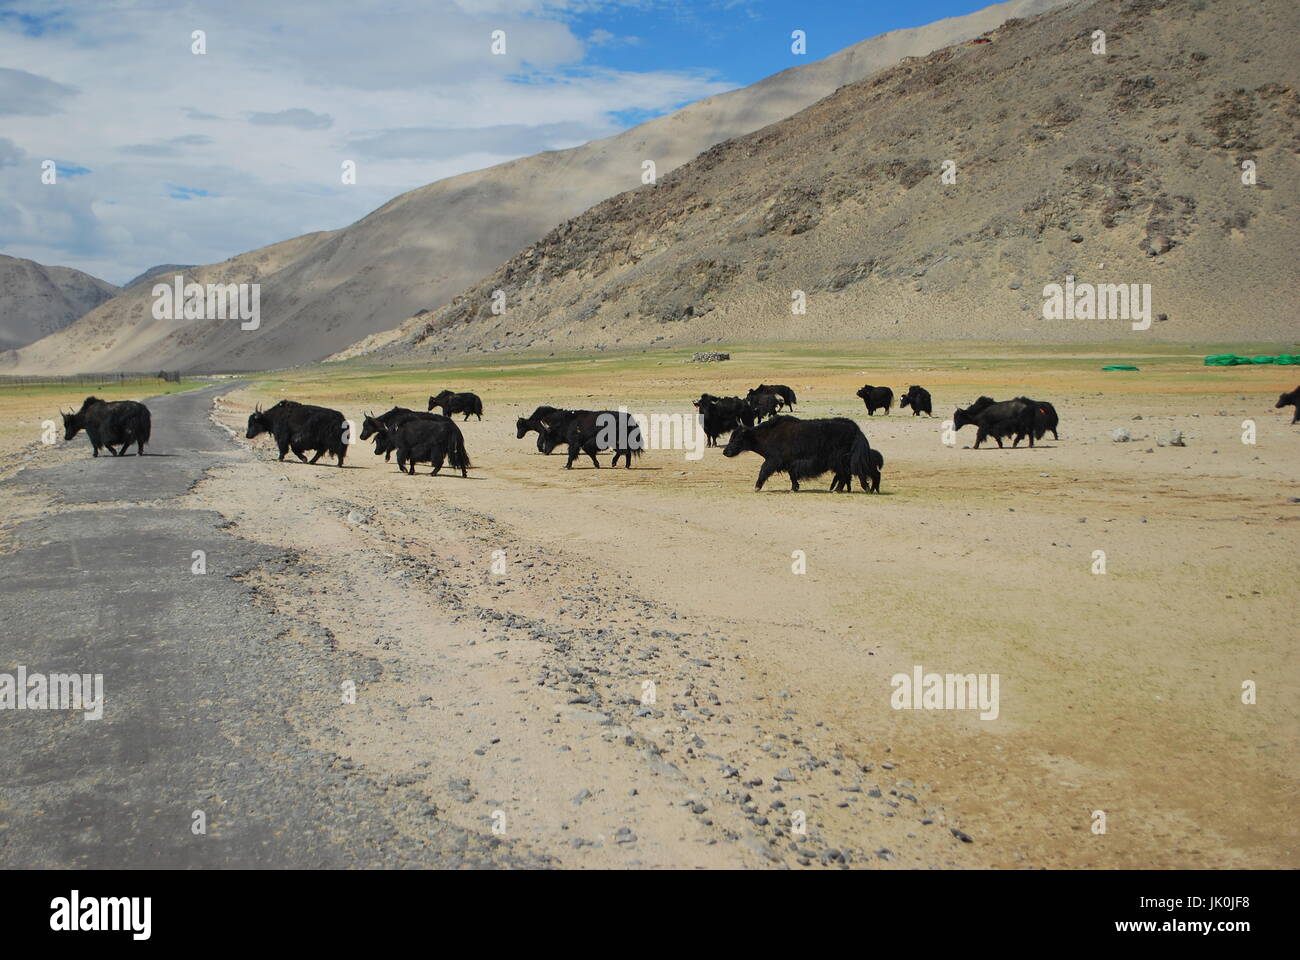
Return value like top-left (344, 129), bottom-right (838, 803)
top-left (3, 347), bottom-right (1297, 868)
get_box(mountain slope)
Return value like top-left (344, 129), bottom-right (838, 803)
top-left (0, 254), bottom-right (117, 352)
top-left (351, 0), bottom-right (1299, 361)
top-left (7, 0), bottom-right (1070, 374)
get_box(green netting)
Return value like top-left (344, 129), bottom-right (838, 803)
top-left (1102, 364), bottom-right (1140, 371)
top-left (1204, 354), bottom-right (1299, 366)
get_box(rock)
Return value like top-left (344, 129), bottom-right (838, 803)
top-left (1112, 428), bottom-right (1131, 442)
top-left (614, 827), bottom-right (637, 844)
top-left (690, 352), bottom-right (730, 363)
top-left (951, 828), bottom-right (974, 843)
top-left (774, 768), bottom-right (796, 782)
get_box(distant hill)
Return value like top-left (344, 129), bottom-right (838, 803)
top-left (0, 254), bottom-right (117, 352)
top-left (350, 0), bottom-right (1300, 361)
top-left (7, 0), bottom-right (1069, 373)
top-left (122, 264), bottom-right (197, 290)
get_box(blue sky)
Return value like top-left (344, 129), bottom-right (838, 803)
top-left (0, 0), bottom-right (1005, 284)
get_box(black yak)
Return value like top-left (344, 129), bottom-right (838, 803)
top-left (723, 415), bottom-right (876, 492)
top-left (1013, 397), bottom-right (1059, 440)
top-left (61, 396), bottom-right (151, 457)
top-left (383, 417), bottom-right (471, 476)
top-left (516, 405), bottom-right (563, 452)
top-left (745, 392), bottom-right (780, 423)
top-left (245, 400), bottom-right (348, 466)
top-left (856, 385), bottom-right (894, 416)
top-left (1276, 386), bottom-right (1299, 424)
top-left (693, 394), bottom-right (751, 447)
top-left (830, 446), bottom-right (884, 494)
top-left (899, 385), bottom-right (933, 417)
top-left (953, 397), bottom-right (1035, 448)
top-left (360, 407), bottom-right (451, 461)
top-left (747, 384), bottom-right (797, 410)
top-left (541, 409), bottom-right (644, 468)
top-left (428, 390), bottom-right (483, 421)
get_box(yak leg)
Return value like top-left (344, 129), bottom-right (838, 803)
top-left (754, 459), bottom-right (779, 491)
top-left (308, 448), bottom-right (325, 464)
top-left (431, 452), bottom-right (444, 476)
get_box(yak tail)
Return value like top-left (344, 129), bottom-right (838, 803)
top-left (138, 407), bottom-right (152, 444)
top-left (448, 429), bottom-right (472, 472)
top-left (627, 420), bottom-right (645, 457)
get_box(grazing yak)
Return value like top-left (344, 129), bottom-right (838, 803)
top-left (856, 384), bottom-right (894, 416)
top-left (694, 394), bottom-right (751, 447)
top-left (953, 397), bottom-right (1036, 449)
top-left (899, 385), bottom-right (933, 417)
top-left (1276, 386), bottom-right (1300, 423)
top-left (516, 405), bottom-right (564, 452)
top-left (382, 417), bottom-right (471, 477)
top-left (723, 415), bottom-right (877, 492)
top-left (427, 389), bottom-right (483, 421)
top-left (541, 409), bottom-right (644, 468)
top-left (747, 384), bottom-right (797, 411)
top-left (360, 407), bottom-right (451, 461)
top-left (61, 396), bottom-right (152, 457)
top-left (245, 400), bottom-right (348, 466)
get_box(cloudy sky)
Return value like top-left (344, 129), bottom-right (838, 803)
top-left (0, 0), bottom-right (992, 285)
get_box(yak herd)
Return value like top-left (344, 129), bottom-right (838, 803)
top-left (60, 381), bottom-right (1300, 494)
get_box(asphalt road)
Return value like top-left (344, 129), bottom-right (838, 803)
top-left (0, 384), bottom-right (543, 868)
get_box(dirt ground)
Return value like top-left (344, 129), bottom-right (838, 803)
top-left (4, 344), bottom-right (1297, 868)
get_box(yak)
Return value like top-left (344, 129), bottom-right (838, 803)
top-left (541, 409), bottom-right (644, 469)
top-left (745, 392), bottom-right (780, 423)
top-left (747, 384), bottom-right (797, 411)
top-left (723, 415), bottom-right (876, 492)
top-left (245, 399), bottom-right (348, 466)
top-left (899, 385), bottom-right (933, 417)
top-left (516, 405), bottom-right (564, 452)
top-left (856, 384), bottom-right (894, 416)
top-left (360, 407), bottom-right (451, 461)
top-left (694, 394), bottom-right (751, 447)
top-left (830, 446), bottom-right (884, 494)
top-left (1013, 397), bottom-right (1059, 441)
top-left (1276, 386), bottom-right (1299, 424)
top-left (953, 397), bottom-right (1035, 449)
top-left (428, 389), bottom-right (483, 421)
top-left (382, 417), bottom-right (471, 476)
top-left (61, 396), bottom-right (151, 457)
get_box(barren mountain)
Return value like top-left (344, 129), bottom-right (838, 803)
top-left (0, 255), bottom-right (117, 353)
top-left (351, 0), bottom-right (1299, 362)
top-left (6, 0), bottom-right (1069, 374)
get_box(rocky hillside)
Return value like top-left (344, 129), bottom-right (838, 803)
top-left (0, 254), bottom-right (117, 352)
top-left (352, 0), bottom-right (1299, 362)
top-left (6, 0), bottom-right (1069, 374)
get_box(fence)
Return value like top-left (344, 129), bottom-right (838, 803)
top-left (0, 371), bottom-right (182, 387)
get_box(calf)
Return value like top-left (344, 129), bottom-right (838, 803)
top-left (245, 400), bottom-right (348, 466)
top-left (428, 389), bottom-right (483, 421)
top-left (830, 447), bottom-right (884, 493)
top-left (723, 415), bottom-right (876, 492)
top-left (899, 385), bottom-right (933, 417)
top-left (541, 409), bottom-right (644, 469)
top-left (382, 417), bottom-right (471, 476)
top-left (516, 405), bottom-right (563, 452)
top-left (361, 407), bottom-right (451, 461)
top-left (747, 384), bottom-right (797, 410)
top-left (856, 384), bottom-right (893, 416)
top-left (693, 394), bottom-right (751, 447)
top-left (61, 396), bottom-right (151, 457)
top-left (1276, 386), bottom-right (1300, 423)
top-left (953, 397), bottom-right (1035, 448)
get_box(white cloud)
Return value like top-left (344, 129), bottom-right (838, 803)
top-left (0, 0), bottom-right (734, 283)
